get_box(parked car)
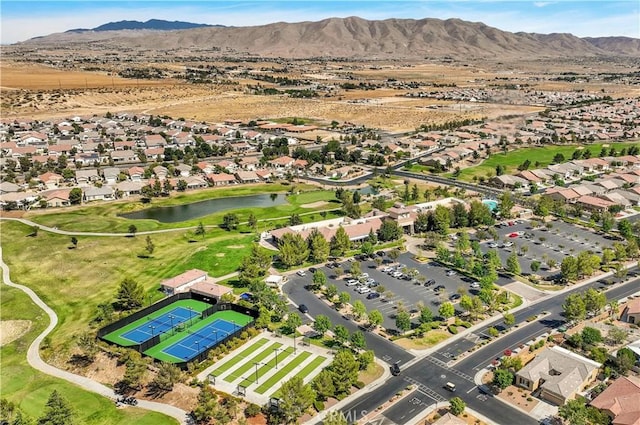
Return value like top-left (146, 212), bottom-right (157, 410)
top-left (503, 242), bottom-right (514, 247)
top-left (356, 286), bottom-right (371, 294)
top-left (298, 304), bottom-right (309, 313)
top-left (382, 267), bottom-right (393, 273)
top-left (296, 270), bottom-right (306, 277)
top-left (346, 279), bottom-right (359, 286)
top-left (434, 285), bottom-right (446, 292)
top-left (450, 294), bottom-right (461, 301)
top-left (365, 278), bottom-right (375, 285)
top-left (367, 292), bottom-right (381, 300)
top-left (425, 279), bottom-right (436, 286)
top-left (376, 251), bottom-right (386, 257)
top-left (444, 382), bottom-right (456, 392)
top-left (308, 267), bottom-right (317, 273)
top-left (488, 243), bottom-right (499, 248)
top-left (470, 282), bottom-right (481, 289)
top-left (446, 270), bottom-right (457, 276)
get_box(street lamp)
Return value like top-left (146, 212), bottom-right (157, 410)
top-left (274, 348), bottom-right (280, 369)
top-left (169, 315), bottom-right (174, 334)
top-left (148, 325), bottom-right (156, 337)
top-left (212, 329), bottom-right (218, 343)
top-left (188, 307), bottom-right (194, 325)
top-left (254, 362), bottom-right (262, 384)
top-left (195, 340), bottom-right (200, 353)
top-left (293, 333), bottom-right (297, 353)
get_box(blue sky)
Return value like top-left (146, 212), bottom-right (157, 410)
top-left (1, 1), bottom-right (638, 44)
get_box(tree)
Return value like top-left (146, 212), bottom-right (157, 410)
top-left (285, 313), bottom-right (302, 334)
top-left (439, 302), bottom-right (455, 319)
top-left (503, 313), bottom-right (515, 327)
top-left (176, 179), bottom-right (187, 192)
top-left (558, 397), bottom-right (609, 425)
top-left (38, 390), bottom-right (74, 425)
top-left (222, 213), bottom-right (239, 230)
top-left (506, 251), bottom-right (521, 275)
top-left (618, 219), bottom-right (633, 239)
top-left (561, 256), bottom-right (579, 282)
top-left (358, 350), bottom-right (374, 371)
top-left (12, 411), bottom-right (34, 425)
top-left (128, 224), bottom-right (137, 236)
top-left (349, 261), bottom-right (362, 278)
top-left (76, 331), bottom-right (97, 362)
top-left (367, 310), bottom-right (383, 329)
top-left (308, 229), bottom-right (330, 263)
top-left (337, 290), bottom-right (350, 306)
top-left (323, 411), bottom-right (348, 425)
top-left (279, 233), bottom-right (309, 267)
top-left (312, 270), bottom-right (327, 290)
top-left (377, 220), bottom-right (403, 242)
top-left (449, 397), bottom-right (466, 416)
top-left (145, 235), bottom-right (155, 255)
top-left (69, 187), bottom-right (82, 205)
top-left (313, 315), bottom-right (332, 336)
top-left (581, 327), bottom-right (603, 346)
top-left (608, 328), bottom-right (628, 345)
top-left (433, 205), bottom-right (451, 235)
top-left (150, 362), bottom-right (182, 392)
top-left (617, 347), bottom-right (637, 375)
top-left (329, 350), bottom-right (359, 395)
top-left (498, 192), bottom-right (515, 219)
top-left (352, 300), bottom-right (367, 320)
top-left (583, 288), bottom-right (606, 316)
top-left (350, 331), bottom-right (366, 350)
top-left (330, 226), bottom-right (351, 256)
top-left (312, 370), bottom-right (336, 401)
top-left (419, 306), bottom-right (434, 324)
top-left (395, 311), bottom-right (411, 333)
top-left (277, 376), bottom-right (316, 424)
top-left (530, 260), bottom-right (541, 273)
top-left (289, 213), bottom-right (302, 226)
top-left (563, 293), bottom-right (586, 322)
top-left (194, 222), bottom-right (206, 239)
top-left (70, 237), bottom-right (78, 248)
top-left (333, 325), bottom-right (350, 345)
top-left (115, 278), bottom-right (145, 310)
top-left (388, 248), bottom-right (400, 263)
top-left (492, 368), bottom-right (514, 390)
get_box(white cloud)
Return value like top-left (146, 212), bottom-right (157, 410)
top-left (533, 2), bottom-right (555, 8)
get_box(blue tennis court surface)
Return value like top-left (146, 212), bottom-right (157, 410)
top-left (162, 319), bottom-right (238, 360)
top-left (122, 306), bottom-right (197, 343)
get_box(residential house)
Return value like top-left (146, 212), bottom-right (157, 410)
top-left (235, 171), bottom-right (260, 184)
top-left (127, 166), bottom-right (145, 182)
top-left (83, 186), bottom-right (114, 202)
top-left (590, 376), bottom-right (640, 425)
top-left (110, 150), bottom-right (139, 163)
top-left (621, 299), bottom-right (640, 324)
top-left (516, 170), bottom-right (543, 185)
top-left (145, 134), bottom-right (167, 148)
top-left (45, 189), bottom-right (71, 207)
top-left (115, 181), bottom-right (144, 198)
top-left (545, 188), bottom-right (581, 204)
top-left (216, 160), bottom-right (237, 173)
top-left (0, 181), bottom-right (20, 194)
top-left (515, 346), bottom-right (601, 405)
top-left (75, 169), bottom-right (100, 186)
top-left (152, 165), bottom-right (169, 180)
top-left (255, 169), bottom-right (273, 182)
top-left (74, 152), bottom-right (100, 166)
top-left (160, 269), bottom-right (207, 295)
top-left (196, 161), bottom-right (215, 174)
top-left (39, 172), bottom-right (63, 189)
top-left (492, 175), bottom-right (529, 189)
top-left (102, 167), bottom-right (120, 185)
top-left (238, 156), bottom-right (259, 171)
top-left (600, 192), bottom-right (632, 208)
top-left (175, 164), bottom-right (192, 177)
top-left (206, 173), bottom-right (236, 187)
top-left (269, 156), bottom-right (295, 169)
top-left (576, 195), bottom-right (616, 213)
top-left (184, 176), bottom-right (207, 190)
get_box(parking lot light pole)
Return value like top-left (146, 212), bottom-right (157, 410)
top-left (274, 348), bottom-right (280, 369)
top-left (254, 362), bottom-right (261, 384)
top-left (169, 315), bottom-right (174, 334)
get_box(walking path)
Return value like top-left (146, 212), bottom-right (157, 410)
top-left (0, 246), bottom-right (190, 425)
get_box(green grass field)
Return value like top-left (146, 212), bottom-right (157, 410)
top-left (209, 338), bottom-right (269, 376)
top-left (270, 356), bottom-right (326, 398)
top-left (452, 142), bottom-right (639, 181)
top-left (0, 283), bottom-right (177, 425)
top-left (143, 310), bottom-right (254, 363)
top-left (102, 299), bottom-right (210, 346)
top-left (223, 342), bottom-right (283, 383)
top-left (254, 351), bottom-right (312, 394)
top-left (238, 346), bottom-right (295, 388)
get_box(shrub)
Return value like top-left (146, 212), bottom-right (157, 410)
top-left (354, 380), bottom-right (365, 389)
top-left (460, 321), bottom-right (472, 328)
top-left (245, 403), bottom-right (261, 417)
top-left (313, 400), bottom-right (325, 412)
top-left (448, 325), bottom-right (459, 334)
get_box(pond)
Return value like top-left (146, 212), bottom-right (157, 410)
top-left (482, 199), bottom-right (498, 212)
top-left (120, 193), bottom-right (287, 223)
top-left (354, 186), bottom-right (379, 196)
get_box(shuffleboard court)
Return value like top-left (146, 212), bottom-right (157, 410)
top-left (162, 319), bottom-right (238, 360)
top-left (122, 306), bottom-right (196, 343)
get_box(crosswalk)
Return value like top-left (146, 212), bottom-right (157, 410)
top-left (425, 355), bottom-right (474, 382)
top-left (403, 376), bottom-right (447, 403)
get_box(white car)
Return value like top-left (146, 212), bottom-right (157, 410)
top-left (503, 242), bottom-right (514, 247)
top-left (296, 270), bottom-right (306, 277)
top-left (346, 279), bottom-right (359, 286)
top-left (489, 243), bottom-right (499, 248)
top-left (392, 271), bottom-right (403, 278)
top-left (446, 270), bottom-right (457, 276)
top-left (470, 282), bottom-right (481, 289)
top-left (357, 286), bottom-right (371, 294)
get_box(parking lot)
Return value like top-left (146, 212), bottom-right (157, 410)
top-left (289, 252), bottom-right (485, 332)
top-left (476, 219), bottom-right (616, 278)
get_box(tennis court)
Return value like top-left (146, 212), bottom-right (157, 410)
top-left (162, 319), bottom-right (238, 360)
top-left (121, 306), bottom-right (197, 343)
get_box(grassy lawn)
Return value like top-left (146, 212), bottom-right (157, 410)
top-left (0, 283), bottom-right (177, 425)
top-left (209, 338), bottom-right (268, 376)
top-left (254, 351), bottom-right (312, 394)
top-left (238, 346), bottom-right (295, 388)
top-left (452, 142), bottom-right (639, 182)
top-left (223, 342), bottom-right (283, 383)
top-left (270, 356), bottom-right (326, 398)
top-left (0, 220), bottom-right (256, 358)
top-left (25, 183), bottom-right (331, 233)
top-left (395, 330), bottom-right (450, 350)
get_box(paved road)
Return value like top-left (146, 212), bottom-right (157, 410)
top-left (391, 169), bottom-right (505, 199)
top-left (335, 274), bottom-right (640, 425)
top-left (0, 246), bottom-right (190, 425)
top-left (283, 279), bottom-right (415, 365)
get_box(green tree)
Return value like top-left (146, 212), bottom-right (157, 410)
top-left (336, 290), bottom-right (350, 306)
top-left (333, 325), bottom-right (350, 345)
top-left (617, 347), bottom-right (637, 374)
top-left (330, 226), bottom-right (351, 256)
top-left (449, 397), bottom-right (466, 416)
top-left (12, 411), bottom-right (34, 425)
top-left (68, 187), bottom-right (82, 205)
top-left (312, 370), bottom-right (336, 401)
top-left (581, 327), bottom-right (603, 346)
top-left (506, 251), bottom-right (521, 275)
top-left (563, 293), bottom-right (586, 322)
top-left (530, 260), bottom-right (541, 273)
top-left (618, 219), bottom-right (633, 239)
top-left (492, 369), bottom-right (514, 390)
top-left (350, 331), bottom-right (366, 349)
top-left (277, 376), bottom-right (316, 424)
top-left (329, 350), bottom-right (359, 395)
top-left (70, 237), bottom-right (78, 248)
top-left (222, 213), bottom-right (239, 230)
top-left (38, 390), bottom-right (74, 425)
top-left (308, 229), bottom-right (330, 263)
top-left (377, 220), bottom-right (403, 242)
top-left (128, 224), bottom-right (137, 236)
top-left (558, 397), bottom-right (609, 425)
top-left (311, 270), bottom-right (327, 290)
top-left (279, 233), bottom-right (310, 267)
top-left (439, 302), bottom-right (455, 319)
top-left (358, 350), bottom-right (374, 371)
top-left (498, 192), bottom-right (515, 219)
top-left (395, 310), bottom-right (411, 333)
top-left (503, 313), bottom-right (515, 327)
top-left (583, 288), bottom-right (606, 316)
top-left (433, 205), bottom-right (452, 235)
top-left (608, 328), bottom-right (628, 345)
top-left (352, 300), bottom-right (367, 320)
top-left (419, 306), bottom-right (434, 324)
top-left (194, 222), bottom-right (206, 239)
top-left (349, 261), bottom-right (362, 278)
top-left (561, 256), bottom-right (579, 282)
top-left (313, 315), bottom-right (332, 335)
top-left (145, 235), bottom-right (155, 255)
top-left (367, 310), bottom-right (383, 329)
top-left (285, 313), bottom-right (302, 334)
top-left (115, 278), bottom-right (145, 310)
top-left (150, 362), bottom-right (182, 392)
top-left (388, 248), bottom-right (401, 263)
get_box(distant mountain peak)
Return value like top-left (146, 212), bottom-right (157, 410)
top-left (66, 19), bottom-right (219, 33)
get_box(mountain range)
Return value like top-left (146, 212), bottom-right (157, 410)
top-left (22, 17), bottom-right (640, 59)
top-left (66, 19), bottom-right (217, 33)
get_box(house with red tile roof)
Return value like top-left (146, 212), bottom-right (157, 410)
top-left (206, 173), bottom-right (236, 186)
top-left (621, 299), bottom-right (640, 324)
top-left (39, 172), bottom-right (63, 189)
top-left (590, 376), bottom-right (640, 425)
top-left (269, 156), bottom-right (295, 169)
top-left (576, 195), bottom-right (616, 213)
top-left (160, 269), bottom-right (208, 295)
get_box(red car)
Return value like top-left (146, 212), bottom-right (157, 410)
top-left (509, 233), bottom-right (519, 238)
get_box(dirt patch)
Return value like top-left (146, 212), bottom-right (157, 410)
top-left (497, 384), bottom-right (540, 413)
top-left (215, 253), bottom-right (225, 257)
top-left (226, 245), bottom-right (245, 249)
top-left (301, 201), bottom-right (330, 209)
top-left (0, 320), bottom-right (32, 346)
